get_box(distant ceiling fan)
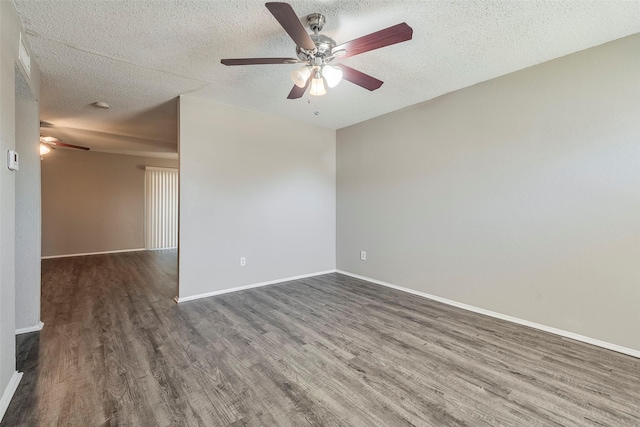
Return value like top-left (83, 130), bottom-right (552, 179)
top-left (39, 135), bottom-right (89, 156)
top-left (39, 121), bottom-right (89, 154)
top-left (220, 2), bottom-right (413, 99)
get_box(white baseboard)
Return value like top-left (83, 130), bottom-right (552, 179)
top-left (41, 248), bottom-right (146, 259)
top-left (176, 269), bottom-right (337, 303)
top-left (336, 270), bottom-right (640, 359)
top-left (0, 371), bottom-right (23, 422)
top-left (15, 321), bottom-right (44, 335)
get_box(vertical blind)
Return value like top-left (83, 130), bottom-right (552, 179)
top-left (145, 167), bottom-right (178, 250)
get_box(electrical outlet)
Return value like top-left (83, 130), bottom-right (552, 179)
top-left (360, 251), bottom-right (367, 261)
top-left (240, 257), bottom-right (246, 267)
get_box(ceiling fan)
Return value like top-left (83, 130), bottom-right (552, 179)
top-left (220, 2), bottom-right (413, 99)
top-left (40, 135), bottom-right (89, 156)
top-left (39, 121), bottom-right (90, 154)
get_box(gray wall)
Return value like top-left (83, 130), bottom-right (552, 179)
top-left (41, 150), bottom-right (177, 257)
top-left (15, 68), bottom-right (40, 332)
top-left (0, 1), bottom-right (41, 413)
top-left (178, 96), bottom-right (336, 299)
top-left (337, 34), bottom-right (640, 352)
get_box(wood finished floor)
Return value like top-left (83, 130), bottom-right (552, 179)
top-left (3, 251), bottom-right (639, 426)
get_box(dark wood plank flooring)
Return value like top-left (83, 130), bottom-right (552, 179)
top-left (2, 251), bottom-right (639, 426)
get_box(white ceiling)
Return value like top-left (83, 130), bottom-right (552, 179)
top-left (13, 0), bottom-right (640, 157)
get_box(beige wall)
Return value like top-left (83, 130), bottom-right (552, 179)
top-left (41, 150), bottom-right (177, 257)
top-left (178, 96), bottom-right (336, 299)
top-left (337, 34), bottom-right (640, 352)
top-left (0, 1), bottom-right (42, 414)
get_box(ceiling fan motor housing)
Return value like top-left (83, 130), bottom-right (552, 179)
top-left (295, 13), bottom-right (337, 63)
top-left (296, 33), bottom-right (337, 62)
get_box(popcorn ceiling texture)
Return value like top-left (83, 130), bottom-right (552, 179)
top-left (13, 0), bottom-right (640, 155)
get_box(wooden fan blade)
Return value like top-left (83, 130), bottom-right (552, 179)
top-left (50, 141), bottom-right (90, 151)
top-left (333, 22), bottom-right (413, 59)
top-left (221, 57), bottom-right (301, 66)
top-left (266, 2), bottom-right (316, 51)
top-left (336, 65), bottom-right (383, 91)
top-left (287, 76), bottom-right (310, 99)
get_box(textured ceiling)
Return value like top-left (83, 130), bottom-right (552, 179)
top-left (13, 0), bottom-right (640, 157)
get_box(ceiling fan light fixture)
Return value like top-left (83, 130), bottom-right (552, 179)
top-left (309, 77), bottom-right (326, 96)
top-left (322, 65), bottom-right (343, 88)
top-left (309, 69), bottom-right (326, 96)
top-left (39, 143), bottom-right (51, 155)
top-left (291, 66), bottom-right (312, 88)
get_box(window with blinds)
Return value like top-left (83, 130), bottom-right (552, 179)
top-left (145, 167), bottom-right (178, 250)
